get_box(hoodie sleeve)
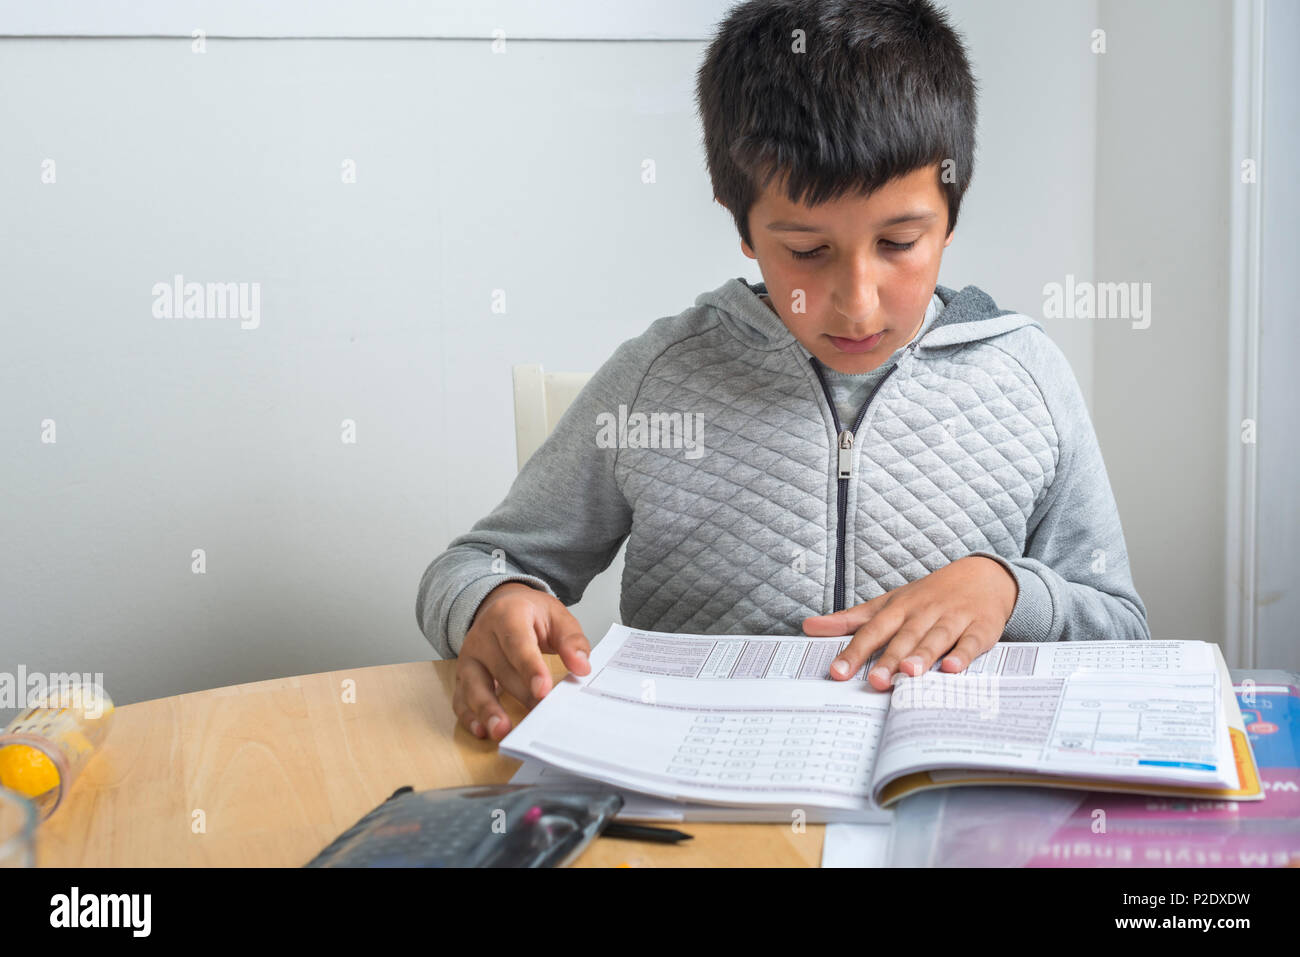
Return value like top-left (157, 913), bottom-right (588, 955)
top-left (969, 329), bottom-right (1151, 643)
top-left (415, 335), bottom-right (647, 659)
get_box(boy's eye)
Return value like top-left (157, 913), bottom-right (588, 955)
top-left (789, 239), bottom-right (918, 261)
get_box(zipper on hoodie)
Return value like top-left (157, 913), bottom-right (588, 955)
top-left (810, 341), bottom-right (920, 612)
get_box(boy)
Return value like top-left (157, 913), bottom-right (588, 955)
top-left (417, 0), bottom-right (1150, 742)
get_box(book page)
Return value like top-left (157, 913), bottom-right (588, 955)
top-left (508, 759), bottom-right (892, 823)
top-left (868, 640), bottom-right (1238, 801)
top-left (499, 624), bottom-right (893, 819)
top-left (960, 639), bottom-right (1215, 677)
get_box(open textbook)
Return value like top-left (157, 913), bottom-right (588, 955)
top-left (499, 625), bottom-right (1263, 823)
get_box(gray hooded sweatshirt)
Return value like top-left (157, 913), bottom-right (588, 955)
top-left (417, 277), bottom-right (1150, 659)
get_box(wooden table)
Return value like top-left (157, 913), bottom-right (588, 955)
top-left (37, 657), bottom-right (825, 867)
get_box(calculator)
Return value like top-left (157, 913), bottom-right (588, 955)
top-left (304, 784), bottom-right (624, 868)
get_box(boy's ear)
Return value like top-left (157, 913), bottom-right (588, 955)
top-left (943, 229), bottom-right (955, 248)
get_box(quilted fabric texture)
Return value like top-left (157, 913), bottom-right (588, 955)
top-left (416, 276), bottom-right (1150, 659)
top-left (615, 303), bottom-right (1057, 633)
top-left (617, 324), bottom-right (834, 634)
top-left (851, 346), bottom-right (1058, 593)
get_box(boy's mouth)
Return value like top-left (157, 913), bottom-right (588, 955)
top-left (827, 331), bottom-right (885, 353)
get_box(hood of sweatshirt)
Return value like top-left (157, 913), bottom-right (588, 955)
top-left (694, 276), bottom-right (1041, 355)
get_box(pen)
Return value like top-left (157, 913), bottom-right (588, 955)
top-left (601, 822), bottom-right (693, 844)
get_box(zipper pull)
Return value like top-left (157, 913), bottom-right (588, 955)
top-left (837, 430), bottom-right (854, 479)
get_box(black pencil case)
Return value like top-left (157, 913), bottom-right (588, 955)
top-left (304, 783), bottom-right (624, 868)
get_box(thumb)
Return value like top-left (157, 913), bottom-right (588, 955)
top-left (541, 602), bottom-right (592, 675)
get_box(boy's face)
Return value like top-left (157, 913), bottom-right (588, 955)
top-left (734, 163), bottom-right (954, 375)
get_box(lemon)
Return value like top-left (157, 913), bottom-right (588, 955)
top-left (0, 744), bottom-right (60, 798)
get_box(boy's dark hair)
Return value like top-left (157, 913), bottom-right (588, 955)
top-left (695, 0), bottom-right (978, 250)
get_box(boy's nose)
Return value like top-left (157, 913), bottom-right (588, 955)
top-left (829, 263), bottom-right (880, 323)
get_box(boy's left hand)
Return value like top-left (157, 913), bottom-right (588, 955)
top-left (803, 555), bottom-right (1018, 691)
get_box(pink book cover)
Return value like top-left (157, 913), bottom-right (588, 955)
top-left (1026, 680), bottom-right (1300, 868)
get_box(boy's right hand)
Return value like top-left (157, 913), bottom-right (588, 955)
top-left (453, 581), bottom-right (591, 742)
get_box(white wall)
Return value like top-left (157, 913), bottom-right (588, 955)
top-left (1092, 0), bottom-right (1234, 647)
top-left (3, 1), bottom-right (1240, 721)
top-left (0, 0), bottom-right (729, 39)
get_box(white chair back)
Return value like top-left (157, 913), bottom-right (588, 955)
top-left (511, 364), bottom-right (593, 471)
top-left (509, 363), bottom-right (622, 640)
